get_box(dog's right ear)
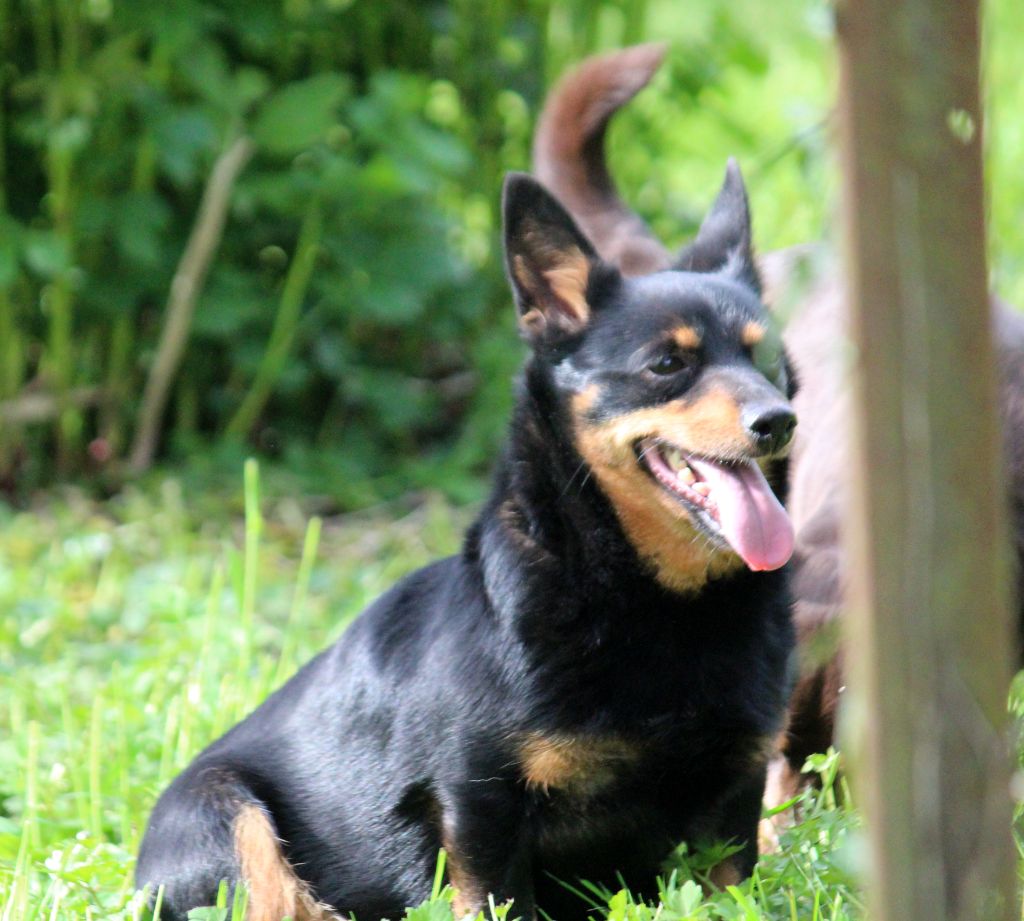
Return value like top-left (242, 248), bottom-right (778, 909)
top-left (503, 173), bottom-right (600, 345)
top-left (675, 159), bottom-right (761, 294)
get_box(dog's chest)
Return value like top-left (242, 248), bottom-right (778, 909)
top-left (517, 732), bottom-right (644, 798)
top-left (516, 731), bottom-right (652, 852)
top-left (514, 714), bottom-right (774, 853)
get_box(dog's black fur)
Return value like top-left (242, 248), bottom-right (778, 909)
top-left (136, 168), bottom-right (797, 921)
top-left (529, 43), bottom-right (1024, 835)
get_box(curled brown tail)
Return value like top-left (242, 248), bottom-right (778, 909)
top-left (533, 43), bottom-right (671, 276)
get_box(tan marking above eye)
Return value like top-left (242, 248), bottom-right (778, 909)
top-left (671, 325), bottom-right (702, 350)
top-left (741, 321), bottom-right (766, 347)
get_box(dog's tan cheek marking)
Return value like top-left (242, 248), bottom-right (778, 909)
top-left (573, 437), bottom-right (726, 594)
top-left (519, 733), bottom-right (641, 796)
top-left (672, 325), bottom-right (702, 350)
top-left (233, 805), bottom-right (339, 921)
top-left (741, 321), bottom-right (766, 347)
top-left (570, 396), bottom-right (750, 592)
top-left (574, 392), bottom-right (750, 465)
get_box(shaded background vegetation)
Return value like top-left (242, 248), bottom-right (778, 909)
top-left (0, 0), bottom-right (1020, 507)
top-left (1, 0), bottom-right (834, 504)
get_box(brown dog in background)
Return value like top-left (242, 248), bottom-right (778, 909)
top-left (532, 43), bottom-right (1024, 820)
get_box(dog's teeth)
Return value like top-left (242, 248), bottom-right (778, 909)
top-left (692, 482), bottom-right (711, 497)
top-left (679, 465), bottom-right (696, 485)
top-left (664, 447), bottom-right (683, 470)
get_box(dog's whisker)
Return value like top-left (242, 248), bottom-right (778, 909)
top-left (560, 459), bottom-right (591, 498)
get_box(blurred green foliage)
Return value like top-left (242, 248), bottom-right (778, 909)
top-left (0, 0), bottom-right (1019, 505)
top-left (0, 0), bottom-right (833, 501)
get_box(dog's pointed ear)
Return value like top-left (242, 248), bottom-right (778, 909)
top-left (503, 173), bottom-right (600, 344)
top-left (675, 159), bottom-right (761, 294)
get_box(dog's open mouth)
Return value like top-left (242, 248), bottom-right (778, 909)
top-left (637, 438), bottom-right (795, 572)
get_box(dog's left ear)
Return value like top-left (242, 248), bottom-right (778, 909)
top-left (675, 158), bottom-right (761, 294)
top-left (503, 173), bottom-right (600, 344)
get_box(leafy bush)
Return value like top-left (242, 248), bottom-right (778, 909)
top-left (0, 0), bottom-right (843, 501)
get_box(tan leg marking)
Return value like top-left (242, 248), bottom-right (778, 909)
top-left (233, 804), bottom-right (340, 921)
top-left (441, 833), bottom-right (486, 920)
top-left (448, 876), bottom-right (483, 920)
top-left (706, 856), bottom-right (742, 891)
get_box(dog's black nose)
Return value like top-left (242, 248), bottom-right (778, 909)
top-left (743, 405), bottom-right (797, 455)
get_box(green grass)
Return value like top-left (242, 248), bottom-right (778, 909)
top-left (0, 465), bottom-right (465, 919)
top-left (2, 463), bottom-right (864, 920)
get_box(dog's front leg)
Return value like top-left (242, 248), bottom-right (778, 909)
top-left (441, 777), bottom-right (535, 921)
top-left (705, 766), bottom-right (768, 889)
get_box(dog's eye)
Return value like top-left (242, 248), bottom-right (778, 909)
top-left (648, 353), bottom-right (690, 375)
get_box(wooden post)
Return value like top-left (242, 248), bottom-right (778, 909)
top-left (837, 0), bottom-right (1016, 918)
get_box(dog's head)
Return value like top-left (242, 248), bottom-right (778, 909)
top-left (503, 163), bottom-right (796, 592)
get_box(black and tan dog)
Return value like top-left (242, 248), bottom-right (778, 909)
top-left (532, 42), bottom-right (1024, 828)
top-left (136, 96), bottom-right (800, 921)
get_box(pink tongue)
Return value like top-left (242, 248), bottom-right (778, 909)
top-left (686, 457), bottom-right (795, 571)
